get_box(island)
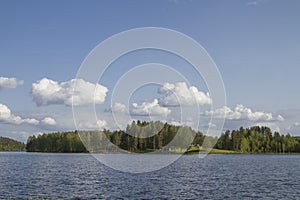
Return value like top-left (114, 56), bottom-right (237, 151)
top-left (25, 121), bottom-right (300, 154)
top-left (0, 136), bottom-right (26, 151)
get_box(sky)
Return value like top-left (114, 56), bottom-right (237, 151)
top-left (0, 0), bottom-right (300, 142)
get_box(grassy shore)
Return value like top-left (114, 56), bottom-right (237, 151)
top-left (184, 148), bottom-right (300, 154)
top-left (208, 149), bottom-right (242, 154)
top-left (183, 148), bottom-right (241, 154)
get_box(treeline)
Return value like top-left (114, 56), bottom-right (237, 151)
top-left (26, 131), bottom-right (88, 153)
top-left (216, 126), bottom-right (300, 153)
top-left (26, 121), bottom-right (209, 153)
top-left (0, 136), bottom-right (26, 151)
top-left (26, 121), bottom-right (300, 153)
top-left (102, 121), bottom-right (214, 152)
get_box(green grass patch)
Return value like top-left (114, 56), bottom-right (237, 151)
top-left (185, 148), bottom-right (242, 154)
top-left (208, 149), bottom-right (242, 154)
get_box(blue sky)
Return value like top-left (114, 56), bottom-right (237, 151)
top-left (0, 0), bottom-right (300, 141)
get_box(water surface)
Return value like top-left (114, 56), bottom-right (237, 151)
top-left (0, 152), bottom-right (299, 199)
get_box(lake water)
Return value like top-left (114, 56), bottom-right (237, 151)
top-left (0, 152), bottom-right (299, 199)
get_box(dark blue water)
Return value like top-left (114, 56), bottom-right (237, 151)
top-left (0, 152), bottom-right (299, 199)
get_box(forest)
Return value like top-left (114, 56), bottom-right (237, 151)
top-left (0, 136), bottom-right (26, 151)
top-left (25, 120), bottom-right (300, 153)
top-left (216, 126), bottom-right (300, 153)
top-left (26, 131), bottom-right (88, 153)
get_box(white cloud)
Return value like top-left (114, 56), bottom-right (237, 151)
top-left (208, 122), bottom-right (217, 128)
top-left (105, 102), bottom-right (127, 113)
top-left (41, 117), bottom-right (56, 125)
top-left (158, 82), bottom-right (211, 106)
top-left (169, 118), bottom-right (195, 128)
top-left (286, 122), bottom-right (300, 131)
top-left (131, 99), bottom-right (171, 116)
top-left (205, 106), bottom-right (239, 120)
top-left (276, 115), bottom-right (284, 121)
top-left (205, 104), bottom-right (284, 122)
top-left (113, 102), bottom-right (126, 113)
top-left (247, 1), bottom-right (258, 6)
top-left (247, 0), bottom-right (266, 6)
top-left (77, 119), bottom-right (107, 130)
top-left (253, 122), bottom-right (281, 133)
top-left (0, 103), bottom-right (39, 125)
top-left (169, 119), bottom-right (182, 126)
top-left (31, 78), bottom-right (108, 106)
top-left (0, 77), bottom-right (24, 89)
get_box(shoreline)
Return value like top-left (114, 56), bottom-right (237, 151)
top-left (2, 150), bottom-right (300, 155)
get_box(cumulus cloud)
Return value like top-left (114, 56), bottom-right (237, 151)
top-left (276, 115), bottom-right (284, 121)
top-left (169, 119), bottom-right (182, 126)
top-left (208, 122), bottom-right (217, 128)
top-left (253, 122), bottom-right (281, 133)
top-left (286, 122), bottom-right (300, 131)
top-left (158, 82), bottom-right (211, 106)
top-left (205, 104), bottom-right (284, 122)
top-left (77, 119), bottom-right (107, 130)
top-left (0, 103), bottom-right (39, 125)
top-left (294, 122), bottom-right (300, 126)
top-left (113, 102), bottom-right (126, 113)
top-left (31, 78), bottom-right (108, 106)
top-left (131, 99), bottom-right (171, 116)
top-left (105, 102), bottom-right (127, 113)
top-left (41, 117), bottom-right (56, 125)
top-left (169, 118), bottom-right (195, 128)
top-left (0, 77), bottom-right (24, 89)
top-left (247, 1), bottom-right (258, 6)
top-left (247, 0), bottom-right (266, 6)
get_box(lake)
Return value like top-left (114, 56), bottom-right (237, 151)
top-left (0, 152), bottom-right (299, 199)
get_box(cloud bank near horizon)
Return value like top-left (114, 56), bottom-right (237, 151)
top-left (204, 104), bottom-right (284, 122)
top-left (0, 77), bottom-right (296, 142)
top-left (0, 103), bottom-right (39, 125)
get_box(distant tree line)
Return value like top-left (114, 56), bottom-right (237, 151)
top-left (26, 121), bottom-right (206, 153)
top-left (26, 131), bottom-right (88, 153)
top-left (26, 121), bottom-right (300, 153)
top-left (216, 126), bottom-right (300, 153)
top-left (103, 120), bottom-right (215, 152)
top-left (0, 136), bottom-right (26, 151)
